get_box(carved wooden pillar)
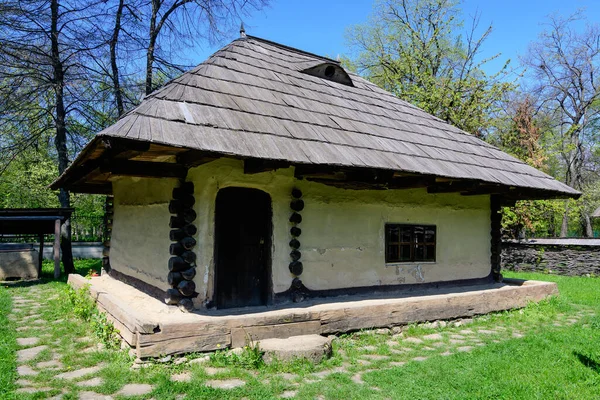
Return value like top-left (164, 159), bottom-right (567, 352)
top-left (490, 195), bottom-right (503, 282)
top-left (167, 180), bottom-right (197, 312)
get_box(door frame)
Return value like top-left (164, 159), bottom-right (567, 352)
top-left (212, 186), bottom-right (273, 309)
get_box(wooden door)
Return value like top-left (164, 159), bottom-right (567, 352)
top-left (214, 187), bottom-right (272, 309)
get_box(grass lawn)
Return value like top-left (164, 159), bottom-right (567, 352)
top-left (1, 263), bottom-right (600, 399)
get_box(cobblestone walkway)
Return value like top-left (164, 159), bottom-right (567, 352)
top-left (6, 282), bottom-right (595, 399)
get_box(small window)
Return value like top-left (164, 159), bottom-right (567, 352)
top-left (385, 224), bottom-right (436, 263)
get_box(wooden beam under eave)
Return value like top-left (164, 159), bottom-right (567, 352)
top-left (100, 160), bottom-right (188, 179)
top-left (387, 175), bottom-right (436, 190)
top-left (244, 159), bottom-right (291, 174)
top-left (66, 184), bottom-right (112, 195)
top-left (427, 181), bottom-right (476, 194)
top-left (460, 186), bottom-right (512, 196)
top-left (176, 149), bottom-right (220, 168)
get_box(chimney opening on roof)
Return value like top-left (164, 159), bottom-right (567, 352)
top-left (324, 65), bottom-right (335, 77)
top-left (301, 63), bottom-right (354, 87)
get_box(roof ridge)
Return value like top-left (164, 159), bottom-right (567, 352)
top-left (246, 35), bottom-right (341, 65)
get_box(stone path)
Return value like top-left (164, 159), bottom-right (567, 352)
top-left (4, 281), bottom-right (596, 399)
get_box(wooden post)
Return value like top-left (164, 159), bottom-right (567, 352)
top-left (490, 195), bottom-right (503, 282)
top-left (38, 233), bottom-right (44, 277)
top-left (54, 218), bottom-right (61, 279)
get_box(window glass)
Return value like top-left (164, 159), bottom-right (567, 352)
top-left (385, 224), bottom-right (436, 263)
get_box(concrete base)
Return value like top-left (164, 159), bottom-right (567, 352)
top-left (68, 274), bottom-right (559, 358)
top-left (0, 249), bottom-right (39, 280)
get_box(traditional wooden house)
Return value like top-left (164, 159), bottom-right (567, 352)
top-left (52, 34), bottom-right (579, 317)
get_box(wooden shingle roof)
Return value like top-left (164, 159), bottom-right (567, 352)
top-left (52, 35), bottom-right (579, 198)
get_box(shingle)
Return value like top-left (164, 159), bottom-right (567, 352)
top-left (66, 35), bottom-right (578, 197)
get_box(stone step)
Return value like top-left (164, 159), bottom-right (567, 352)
top-left (259, 334), bottom-right (332, 364)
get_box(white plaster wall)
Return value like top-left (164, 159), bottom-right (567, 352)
top-left (186, 159), bottom-right (491, 305)
top-left (108, 159), bottom-right (491, 305)
top-left (110, 176), bottom-right (179, 291)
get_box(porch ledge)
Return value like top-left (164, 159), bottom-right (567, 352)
top-left (68, 274), bottom-right (558, 358)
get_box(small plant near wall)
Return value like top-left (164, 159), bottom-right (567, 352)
top-left (63, 285), bottom-right (121, 349)
top-left (209, 334), bottom-right (264, 369)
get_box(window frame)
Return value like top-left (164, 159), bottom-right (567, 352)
top-left (385, 224), bottom-right (437, 263)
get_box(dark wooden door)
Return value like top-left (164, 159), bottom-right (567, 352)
top-left (214, 187), bottom-right (272, 309)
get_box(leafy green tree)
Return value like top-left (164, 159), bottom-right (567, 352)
top-left (346, 0), bottom-right (514, 135)
top-left (523, 13), bottom-right (600, 236)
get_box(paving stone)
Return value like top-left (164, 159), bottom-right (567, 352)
top-left (357, 359), bottom-right (371, 366)
top-left (16, 327), bottom-right (29, 332)
top-left (440, 351), bottom-right (453, 356)
top-left (459, 329), bottom-right (474, 334)
top-left (512, 333), bottom-right (524, 338)
top-left (171, 372), bottom-right (192, 382)
top-left (281, 390), bottom-right (297, 398)
top-left (390, 361), bottom-right (406, 367)
top-left (37, 359), bottom-right (63, 369)
top-left (30, 319), bottom-right (46, 324)
top-left (77, 377), bottom-right (104, 387)
top-left (205, 379), bottom-right (246, 389)
top-left (430, 342), bottom-right (445, 347)
top-left (361, 345), bottom-right (377, 351)
top-left (56, 365), bottom-right (103, 380)
top-left (449, 339), bottom-right (465, 344)
top-left (386, 340), bottom-right (400, 347)
top-left (117, 383), bottom-right (154, 396)
top-left (205, 367), bottom-right (227, 376)
top-left (278, 373), bottom-right (298, 381)
top-left (553, 323), bottom-right (563, 327)
top-left (79, 391), bottom-right (113, 399)
top-left (403, 337), bottom-right (423, 344)
top-left (17, 337), bottom-right (40, 347)
top-left (17, 345), bottom-right (48, 362)
top-left (478, 329), bottom-right (497, 335)
top-left (412, 356), bottom-right (428, 362)
top-left (189, 355), bottom-right (210, 364)
top-left (450, 334), bottom-right (465, 339)
top-left (423, 333), bottom-right (443, 341)
top-left (312, 367), bottom-right (346, 378)
top-left (16, 379), bottom-right (33, 386)
top-left (567, 319), bottom-right (578, 324)
top-left (17, 365), bottom-right (38, 376)
top-left (390, 348), bottom-right (410, 354)
top-left (351, 373), bottom-right (364, 384)
top-left (16, 387), bottom-right (53, 393)
top-left (361, 354), bottom-right (389, 361)
top-left (457, 346), bottom-right (473, 352)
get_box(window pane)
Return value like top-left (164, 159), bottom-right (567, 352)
top-left (400, 227), bottom-right (412, 242)
top-left (414, 226), bottom-right (424, 243)
top-left (388, 245), bottom-right (399, 262)
top-left (425, 228), bottom-right (435, 243)
top-left (414, 244), bottom-right (424, 260)
top-left (400, 244), bottom-right (412, 261)
top-left (388, 226), bottom-right (399, 243)
top-left (425, 245), bottom-right (435, 261)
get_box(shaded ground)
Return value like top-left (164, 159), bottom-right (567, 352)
top-left (1, 268), bottom-right (600, 399)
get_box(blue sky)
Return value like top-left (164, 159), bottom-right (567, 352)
top-left (192, 0), bottom-right (600, 76)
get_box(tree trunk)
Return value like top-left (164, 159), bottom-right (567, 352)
top-left (110, 0), bottom-right (125, 116)
top-left (560, 201), bottom-right (569, 237)
top-left (51, 0), bottom-right (74, 275)
top-left (582, 211), bottom-right (593, 238)
top-left (145, 0), bottom-right (159, 95)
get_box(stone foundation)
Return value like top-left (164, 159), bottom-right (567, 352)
top-left (502, 239), bottom-right (600, 276)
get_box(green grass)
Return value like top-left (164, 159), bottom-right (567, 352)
top-left (0, 284), bottom-right (16, 395)
top-left (2, 265), bottom-right (600, 399)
